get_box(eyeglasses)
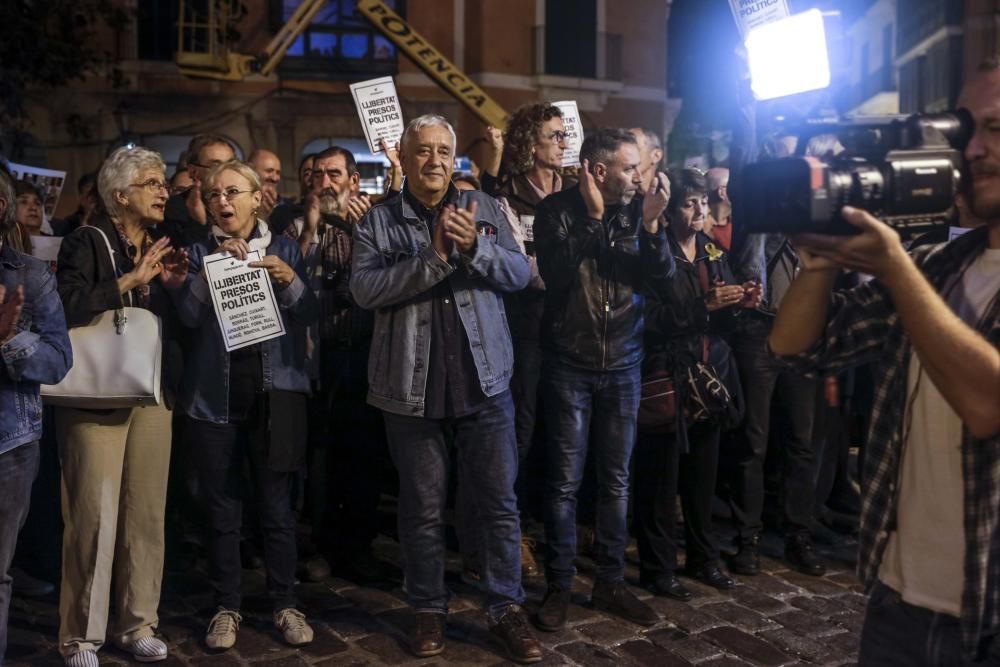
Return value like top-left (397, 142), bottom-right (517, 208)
top-left (544, 131), bottom-right (569, 143)
top-left (206, 187), bottom-right (255, 204)
top-left (129, 179), bottom-right (168, 193)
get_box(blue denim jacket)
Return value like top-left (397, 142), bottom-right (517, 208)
top-left (0, 243), bottom-right (72, 453)
top-left (350, 187), bottom-right (530, 416)
top-left (174, 225), bottom-right (318, 423)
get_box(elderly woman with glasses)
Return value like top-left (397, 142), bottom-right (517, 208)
top-left (174, 160), bottom-right (317, 652)
top-left (54, 146), bottom-right (188, 667)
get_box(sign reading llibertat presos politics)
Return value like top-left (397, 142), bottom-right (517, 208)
top-left (728, 0), bottom-right (791, 39)
top-left (204, 250), bottom-right (285, 352)
top-left (553, 100), bottom-right (584, 168)
top-left (350, 76), bottom-right (405, 153)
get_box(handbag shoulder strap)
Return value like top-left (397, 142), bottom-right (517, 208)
top-left (696, 259), bottom-right (711, 363)
top-left (80, 225), bottom-right (129, 309)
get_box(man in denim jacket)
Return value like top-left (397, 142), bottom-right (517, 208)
top-left (350, 115), bottom-right (540, 663)
top-left (0, 165), bottom-right (72, 663)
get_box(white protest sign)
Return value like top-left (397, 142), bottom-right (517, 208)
top-left (553, 100), bottom-right (584, 168)
top-left (350, 76), bottom-right (405, 153)
top-left (728, 0), bottom-right (791, 39)
top-left (29, 236), bottom-right (63, 265)
top-left (519, 215), bottom-right (535, 243)
top-left (8, 162), bottom-right (67, 219)
top-left (204, 250), bottom-right (285, 352)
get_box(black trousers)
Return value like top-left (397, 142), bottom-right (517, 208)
top-left (308, 344), bottom-right (386, 559)
top-left (188, 408), bottom-right (298, 612)
top-left (728, 320), bottom-right (818, 538)
top-left (633, 421), bottom-right (722, 578)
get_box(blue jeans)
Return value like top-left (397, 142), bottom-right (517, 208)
top-left (383, 391), bottom-right (523, 622)
top-left (860, 581), bottom-right (999, 666)
top-left (0, 441), bottom-right (40, 663)
top-left (542, 360), bottom-right (641, 588)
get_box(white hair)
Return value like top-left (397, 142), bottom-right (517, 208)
top-left (401, 114), bottom-right (457, 151)
top-left (98, 145), bottom-right (166, 219)
top-left (0, 169), bottom-right (14, 236)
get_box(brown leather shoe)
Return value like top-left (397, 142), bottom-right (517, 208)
top-left (490, 606), bottom-right (543, 664)
top-left (410, 611), bottom-right (445, 658)
top-left (520, 537), bottom-right (539, 578)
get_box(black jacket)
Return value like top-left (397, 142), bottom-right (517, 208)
top-left (55, 215), bottom-right (183, 406)
top-left (643, 232), bottom-right (746, 438)
top-left (643, 232), bottom-right (742, 376)
top-left (534, 185), bottom-right (673, 371)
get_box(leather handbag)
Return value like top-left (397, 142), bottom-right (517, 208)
top-left (686, 259), bottom-right (736, 424)
top-left (41, 227), bottom-right (162, 408)
top-left (637, 369), bottom-right (680, 433)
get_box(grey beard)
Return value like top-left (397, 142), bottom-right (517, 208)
top-left (319, 194), bottom-right (347, 218)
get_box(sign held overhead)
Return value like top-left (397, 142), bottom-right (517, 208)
top-left (351, 76), bottom-right (405, 153)
top-left (553, 101), bottom-right (584, 168)
top-left (727, 0), bottom-right (791, 39)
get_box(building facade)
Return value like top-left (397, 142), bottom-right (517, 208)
top-left (895, 0), bottom-right (999, 114)
top-left (16, 0), bottom-right (678, 217)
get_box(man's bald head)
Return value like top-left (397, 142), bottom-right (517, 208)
top-left (248, 148), bottom-right (282, 186)
top-left (707, 168), bottom-right (729, 192)
top-left (629, 128), bottom-right (664, 191)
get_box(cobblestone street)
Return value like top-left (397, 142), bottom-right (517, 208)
top-left (6, 511), bottom-right (864, 667)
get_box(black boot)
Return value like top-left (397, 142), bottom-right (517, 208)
top-left (535, 584), bottom-right (570, 632)
top-left (728, 535), bottom-right (760, 576)
top-left (785, 533), bottom-right (826, 576)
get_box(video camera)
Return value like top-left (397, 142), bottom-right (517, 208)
top-left (738, 110), bottom-right (973, 237)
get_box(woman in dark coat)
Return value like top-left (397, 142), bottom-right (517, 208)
top-left (633, 168), bottom-right (760, 601)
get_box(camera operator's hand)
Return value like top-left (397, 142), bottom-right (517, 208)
top-left (791, 206), bottom-right (908, 280)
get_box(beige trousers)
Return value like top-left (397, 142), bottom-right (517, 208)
top-left (56, 403), bottom-right (172, 656)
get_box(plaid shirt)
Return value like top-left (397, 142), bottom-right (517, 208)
top-left (779, 226), bottom-right (1000, 659)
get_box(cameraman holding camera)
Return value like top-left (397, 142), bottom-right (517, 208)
top-left (769, 61), bottom-right (1000, 665)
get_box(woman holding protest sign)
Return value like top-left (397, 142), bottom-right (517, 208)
top-left (173, 159), bottom-right (318, 652)
top-left (54, 145), bottom-right (187, 667)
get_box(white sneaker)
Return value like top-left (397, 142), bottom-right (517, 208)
top-left (64, 650), bottom-right (99, 667)
top-left (117, 636), bottom-right (168, 662)
top-left (205, 608), bottom-right (242, 651)
top-left (274, 607), bottom-right (314, 646)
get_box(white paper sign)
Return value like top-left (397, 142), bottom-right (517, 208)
top-left (728, 0), bottom-right (791, 39)
top-left (553, 100), bottom-right (584, 168)
top-left (948, 226), bottom-right (972, 241)
top-left (8, 162), bottom-right (67, 218)
top-left (204, 250), bottom-right (285, 352)
top-left (519, 215), bottom-right (535, 243)
top-left (29, 236), bottom-right (63, 264)
top-left (350, 76), bottom-right (405, 153)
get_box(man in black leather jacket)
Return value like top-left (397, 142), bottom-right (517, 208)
top-left (532, 128), bottom-right (673, 631)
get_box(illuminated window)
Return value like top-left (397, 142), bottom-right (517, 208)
top-left (278, 0), bottom-right (402, 79)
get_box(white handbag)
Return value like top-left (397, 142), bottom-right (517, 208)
top-left (41, 227), bottom-right (163, 408)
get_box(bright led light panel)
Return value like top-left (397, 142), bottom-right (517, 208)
top-left (746, 9), bottom-right (831, 101)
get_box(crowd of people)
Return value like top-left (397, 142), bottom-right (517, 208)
top-left (0, 58), bottom-right (998, 667)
